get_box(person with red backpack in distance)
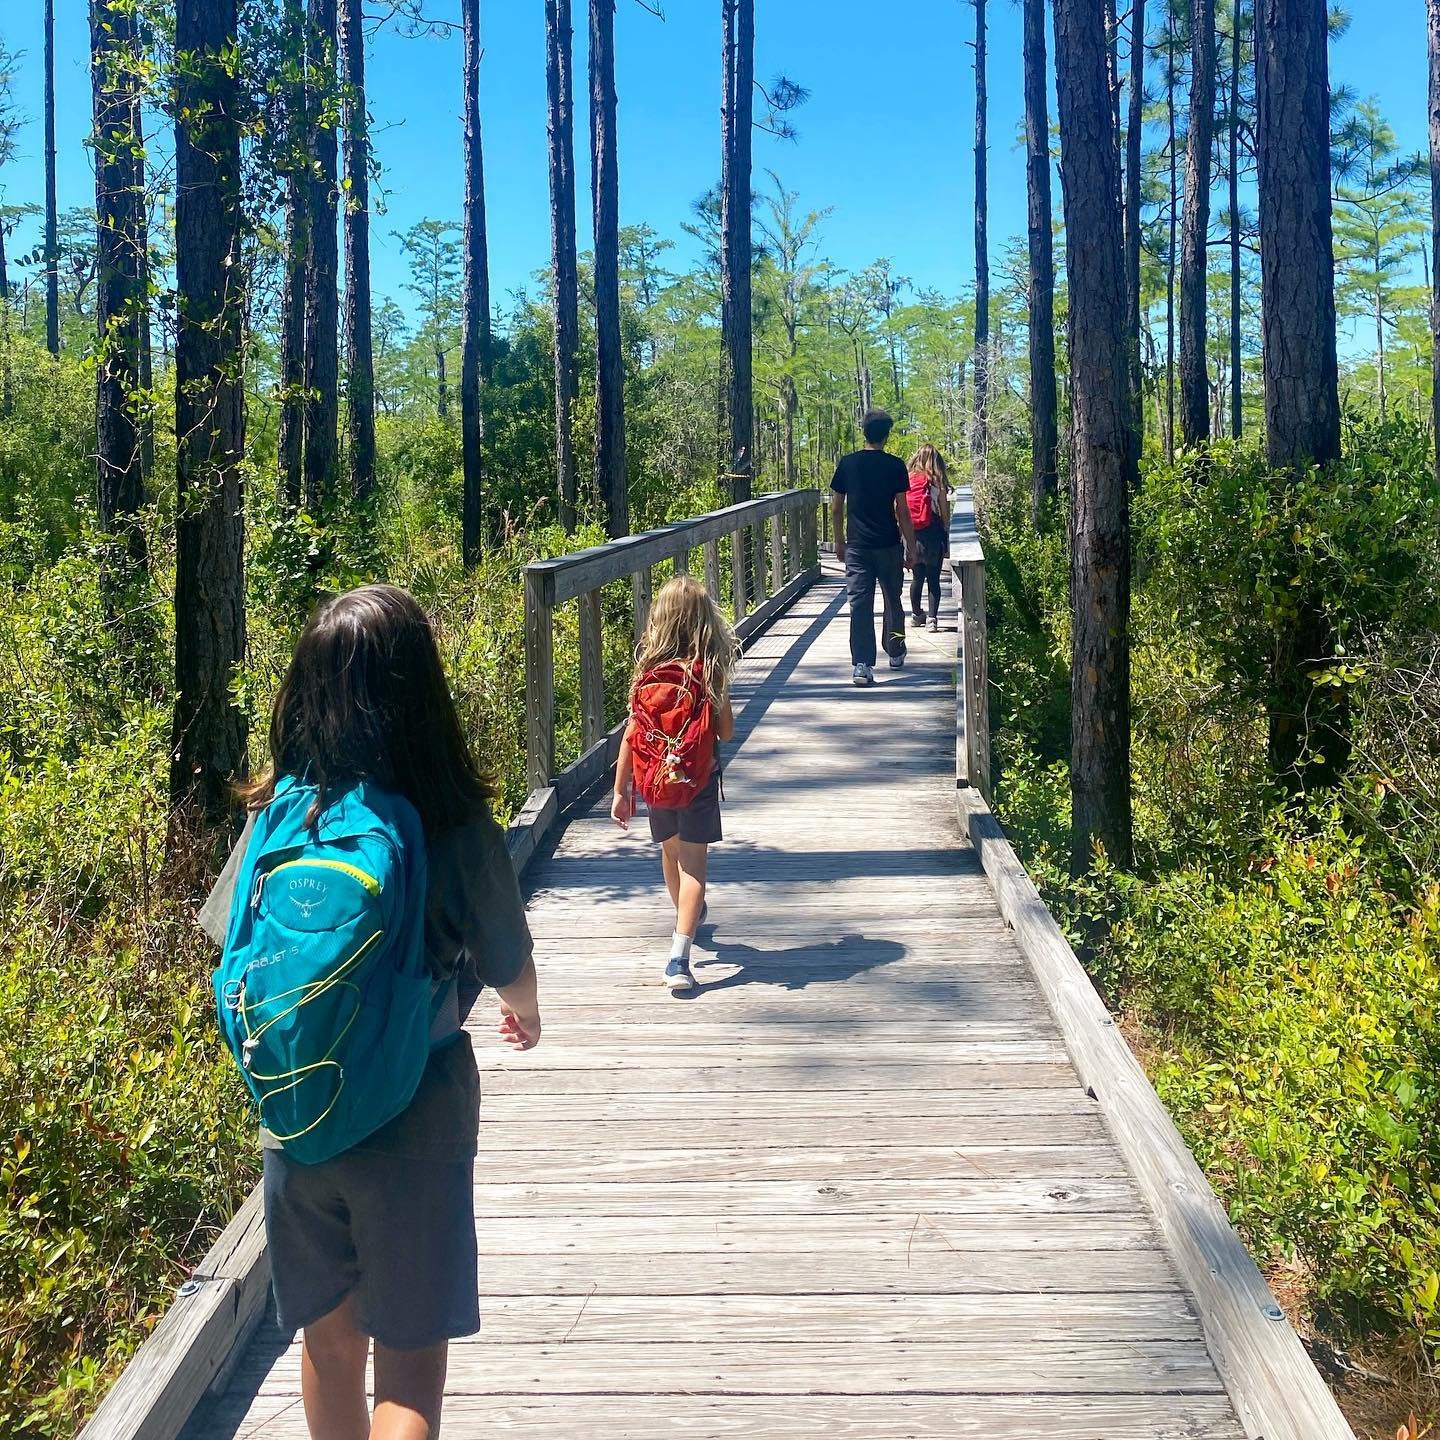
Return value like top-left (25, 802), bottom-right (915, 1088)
top-left (612, 575), bottom-right (739, 991)
top-left (907, 443), bottom-right (952, 632)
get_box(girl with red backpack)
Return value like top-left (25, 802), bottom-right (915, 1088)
top-left (611, 575), bottom-right (738, 990)
top-left (906, 444), bottom-right (952, 631)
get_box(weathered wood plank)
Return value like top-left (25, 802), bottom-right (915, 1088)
top-left (577, 587), bottom-right (606, 753)
top-left (251, 1340), bottom-right (1230, 1397)
top-left (195, 1392), bottom-right (1247, 1439)
top-left (523, 566), bottom-right (555, 794)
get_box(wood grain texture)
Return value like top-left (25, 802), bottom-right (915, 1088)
top-left (181, 570), bottom-right (1251, 1439)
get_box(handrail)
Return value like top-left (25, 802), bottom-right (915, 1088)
top-left (948, 486), bottom-right (991, 800)
top-left (523, 489), bottom-right (821, 796)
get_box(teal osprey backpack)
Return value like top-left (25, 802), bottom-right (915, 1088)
top-left (212, 778), bottom-right (439, 1165)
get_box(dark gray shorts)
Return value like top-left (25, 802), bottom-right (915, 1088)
top-left (647, 769), bottom-right (722, 845)
top-left (262, 1145), bottom-right (479, 1349)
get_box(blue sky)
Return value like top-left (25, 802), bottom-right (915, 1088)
top-left (0, 0), bottom-right (1431, 316)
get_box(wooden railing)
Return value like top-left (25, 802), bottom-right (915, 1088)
top-left (948, 486), bottom-right (991, 801)
top-left (522, 489), bottom-right (821, 802)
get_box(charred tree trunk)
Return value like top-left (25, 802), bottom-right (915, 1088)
top-left (1125, 0), bottom-right (1146, 451)
top-left (277, 0), bottom-right (307, 510)
top-left (91, 0), bottom-right (148, 567)
top-left (1228, 0), bottom-right (1244, 439)
top-left (1179, 0), bottom-right (1215, 449)
top-left (1054, 0), bottom-right (1137, 873)
top-left (340, 0), bottom-right (376, 504)
top-left (1165, 42), bottom-right (1177, 462)
top-left (44, 0), bottom-right (60, 356)
top-left (1255, 0), bottom-right (1346, 784)
top-left (1023, 0), bottom-right (1058, 527)
top-left (460, 0), bottom-right (490, 565)
top-left (546, 0), bottom-right (580, 530)
top-left (590, 0), bottom-right (627, 536)
top-left (171, 0), bottom-right (247, 825)
top-left (971, 0), bottom-right (990, 480)
top-left (721, 0), bottom-right (755, 503)
top-left (302, 0), bottom-right (340, 518)
top-left (1430, 0), bottom-right (1440, 479)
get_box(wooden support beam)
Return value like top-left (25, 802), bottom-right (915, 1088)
top-left (525, 567), bottom-right (555, 794)
top-left (703, 538), bottom-right (722, 602)
top-left (578, 588), bottom-right (606, 753)
top-left (731, 530), bottom-right (747, 621)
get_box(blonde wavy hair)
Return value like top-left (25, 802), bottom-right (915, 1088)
top-left (908, 443), bottom-right (949, 490)
top-left (633, 574), bottom-right (740, 708)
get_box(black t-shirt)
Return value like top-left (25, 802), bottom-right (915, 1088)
top-left (831, 448), bottom-right (909, 549)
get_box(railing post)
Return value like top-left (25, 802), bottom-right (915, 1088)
top-left (802, 500), bottom-right (818, 571)
top-left (578, 587), bottom-right (606, 753)
top-left (524, 567), bottom-right (555, 793)
top-left (674, 547), bottom-right (690, 577)
top-left (751, 522), bottom-right (767, 604)
top-left (785, 503), bottom-right (802, 584)
top-left (770, 508), bottom-right (785, 590)
top-left (959, 559), bottom-right (990, 801)
top-left (731, 530), bottom-right (747, 620)
top-left (632, 567), bottom-right (652, 646)
top-left (703, 539), bottom-right (721, 601)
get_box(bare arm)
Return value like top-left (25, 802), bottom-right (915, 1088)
top-left (831, 491), bottom-right (846, 561)
top-left (716, 698), bottom-right (735, 743)
top-left (611, 727), bottom-right (635, 829)
top-left (495, 953), bottom-right (541, 1050)
top-left (894, 492), bottom-right (918, 562)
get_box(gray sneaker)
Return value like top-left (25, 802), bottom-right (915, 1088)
top-left (927, 617), bottom-right (940, 632)
top-left (888, 648), bottom-right (906, 670)
top-left (852, 663), bottom-right (874, 687)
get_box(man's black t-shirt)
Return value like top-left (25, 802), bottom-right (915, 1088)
top-left (831, 448), bottom-right (909, 549)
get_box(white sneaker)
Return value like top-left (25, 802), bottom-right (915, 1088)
top-left (888, 649), bottom-right (906, 670)
top-left (852, 663), bottom-right (874, 687)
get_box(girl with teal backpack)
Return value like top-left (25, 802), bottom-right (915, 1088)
top-left (200, 584), bottom-right (541, 1440)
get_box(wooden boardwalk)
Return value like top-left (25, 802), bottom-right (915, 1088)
top-left (189, 567), bottom-right (1246, 1439)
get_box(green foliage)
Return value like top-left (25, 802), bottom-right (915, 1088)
top-left (984, 420), bottom-right (1440, 1353)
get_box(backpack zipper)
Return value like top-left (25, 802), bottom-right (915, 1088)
top-left (260, 857), bottom-right (382, 899)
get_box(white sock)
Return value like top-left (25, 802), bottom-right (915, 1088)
top-left (670, 932), bottom-right (693, 961)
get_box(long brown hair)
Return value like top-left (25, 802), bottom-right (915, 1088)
top-left (908, 443), bottom-right (949, 489)
top-left (241, 584), bottom-right (494, 835)
top-left (632, 575), bottom-right (739, 708)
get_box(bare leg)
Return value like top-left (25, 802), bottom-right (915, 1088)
top-left (371, 1340), bottom-right (448, 1440)
top-left (673, 839), bottom-right (709, 939)
top-left (660, 836), bottom-right (682, 917)
top-left (300, 1296), bottom-right (370, 1440)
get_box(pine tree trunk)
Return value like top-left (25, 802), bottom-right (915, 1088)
top-left (278, 0), bottom-right (306, 509)
top-left (1125, 0), bottom-right (1146, 450)
top-left (134, 77), bottom-right (154, 485)
top-left (721, 0), bottom-right (755, 504)
top-left (1023, 0), bottom-right (1058, 528)
top-left (1431, 0), bottom-right (1440, 481)
top-left (91, 0), bottom-right (147, 567)
top-left (1166, 50), bottom-right (1177, 462)
top-left (1255, 0), bottom-right (1345, 784)
top-left (1179, 0), bottom-right (1215, 449)
top-left (546, 0), bottom-right (579, 530)
top-left (1054, 0), bottom-right (1136, 874)
top-left (340, 0), bottom-right (376, 504)
top-left (971, 0), bottom-right (989, 481)
top-left (460, 0), bottom-right (490, 565)
top-left (590, 0), bottom-right (627, 537)
top-left (44, 0), bottom-right (60, 357)
top-left (171, 0), bottom-right (247, 824)
top-left (1229, 0), bottom-right (1243, 439)
top-left (302, 0), bottom-right (340, 518)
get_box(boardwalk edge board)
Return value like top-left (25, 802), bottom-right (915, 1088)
top-left (955, 785), bottom-right (1356, 1440)
top-left (78, 561), bottom-right (824, 1440)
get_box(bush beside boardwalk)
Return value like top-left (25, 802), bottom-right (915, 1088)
top-left (981, 420), bottom-right (1440, 1409)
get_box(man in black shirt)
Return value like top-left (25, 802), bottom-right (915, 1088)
top-left (830, 409), bottom-right (918, 686)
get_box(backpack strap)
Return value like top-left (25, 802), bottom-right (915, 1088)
top-left (428, 974), bottom-right (461, 1047)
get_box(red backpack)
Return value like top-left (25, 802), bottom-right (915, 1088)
top-left (629, 660), bottom-right (717, 810)
top-left (907, 471), bottom-right (938, 530)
